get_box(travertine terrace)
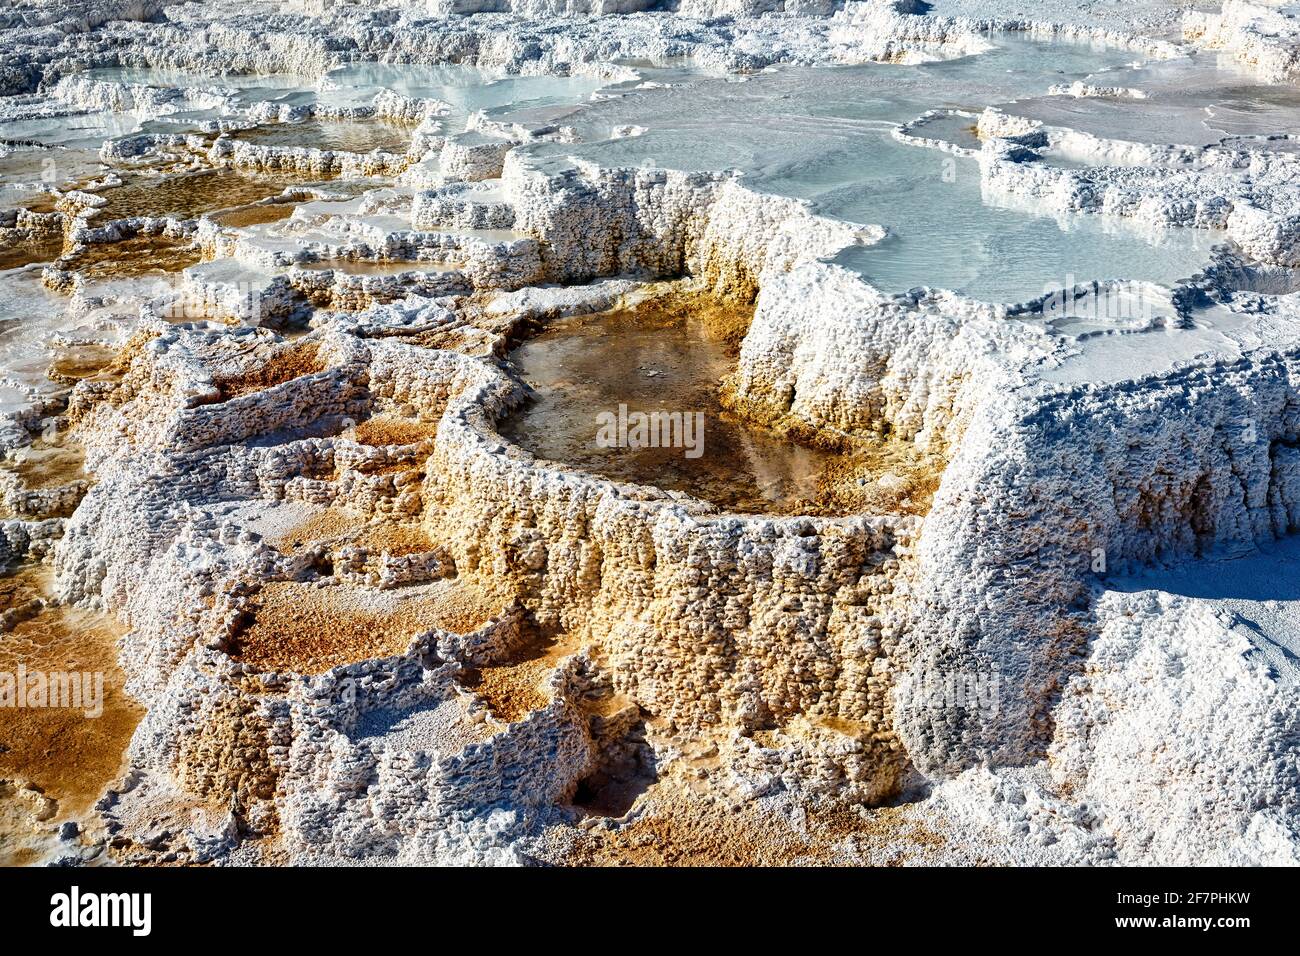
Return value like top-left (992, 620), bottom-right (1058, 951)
top-left (1, 0), bottom-right (1299, 867)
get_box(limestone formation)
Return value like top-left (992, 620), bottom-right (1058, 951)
top-left (1, 0), bottom-right (1298, 867)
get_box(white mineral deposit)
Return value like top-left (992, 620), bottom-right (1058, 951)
top-left (0, 0), bottom-right (1297, 875)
